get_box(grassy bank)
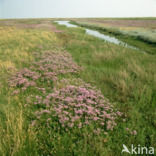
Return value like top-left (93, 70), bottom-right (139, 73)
top-left (0, 19), bottom-right (156, 155)
top-left (71, 20), bottom-right (156, 54)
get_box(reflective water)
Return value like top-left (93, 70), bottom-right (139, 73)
top-left (55, 21), bottom-right (78, 28)
top-left (55, 21), bottom-right (138, 50)
top-left (86, 29), bottom-right (121, 44)
top-left (86, 29), bottom-right (138, 50)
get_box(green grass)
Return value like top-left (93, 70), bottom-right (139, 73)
top-left (71, 21), bottom-right (156, 54)
top-left (0, 19), bottom-right (156, 155)
top-left (54, 23), bottom-right (156, 154)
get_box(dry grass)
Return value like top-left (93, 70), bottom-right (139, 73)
top-left (0, 105), bottom-right (37, 156)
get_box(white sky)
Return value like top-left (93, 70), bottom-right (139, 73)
top-left (0, 0), bottom-right (156, 18)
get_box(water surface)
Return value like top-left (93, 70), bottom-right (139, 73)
top-left (55, 21), bottom-right (138, 50)
top-left (55, 21), bottom-right (78, 28)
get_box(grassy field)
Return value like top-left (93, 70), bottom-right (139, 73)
top-left (0, 18), bottom-right (156, 155)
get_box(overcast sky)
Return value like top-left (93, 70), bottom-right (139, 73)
top-left (0, 0), bottom-right (156, 18)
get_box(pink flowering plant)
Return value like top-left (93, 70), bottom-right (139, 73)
top-left (9, 49), bottom-right (124, 155)
top-left (32, 79), bottom-right (122, 134)
top-left (9, 68), bottom-right (39, 89)
top-left (32, 51), bottom-right (81, 75)
top-left (9, 50), bottom-right (81, 94)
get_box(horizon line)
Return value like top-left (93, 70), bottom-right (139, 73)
top-left (0, 16), bottom-right (156, 20)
